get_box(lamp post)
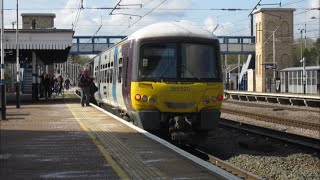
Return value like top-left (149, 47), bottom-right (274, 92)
top-left (310, 16), bottom-right (319, 66)
top-left (15, 0), bottom-right (20, 108)
top-left (258, 27), bottom-right (279, 92)
top-left (272, 30), bottom-right (276, 81)
top-left (299, 28), bottom-right (304, 61)
top-left (299, 29), bottom-right (306, 94)
top-left (300, 57), bottom-right (306, 94)
top-left (1, 0), bottom-right (6, 120)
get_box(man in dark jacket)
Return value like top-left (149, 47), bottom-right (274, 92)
top-left (78, 68), bottom-right (91, 107)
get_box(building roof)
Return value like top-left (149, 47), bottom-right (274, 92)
top-left (3, 29), bottom-right (74, 65)
top-left (21, 13), bottom-right (56, 18)
top-left (280, 66), bottom-right (320, 71)
top-left (252, 8), bottom-right (295, 15)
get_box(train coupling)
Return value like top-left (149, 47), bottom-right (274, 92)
top-left (170, 131), bottom-right (195, 143)
top-left (169, 116), bottom-right (194, 143)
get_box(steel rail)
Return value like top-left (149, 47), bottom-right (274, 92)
top-left (195, 148), bottom-right (262, 180)
top-left (221, 108), bottom-right (320, 131)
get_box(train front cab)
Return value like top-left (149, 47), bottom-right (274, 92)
top-left (125, 37), bottom-right (224, 142)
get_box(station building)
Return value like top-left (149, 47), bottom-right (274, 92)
top-left (253, 8), bottom-right (295, 93)
top-left (1, 13), bottom-right (74, 101)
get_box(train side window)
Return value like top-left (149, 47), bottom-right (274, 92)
top-left (105, 70), bottom-right (107, 82)
top-left (118, 67), bottom-right (122, 83)
top-left (110, 69), bottom-right (113, 83)
top-left (119, 58), bottom-right (122, 65)
top-left (107, 70), bottom-right (110, 83)
top-left (124, 57), bottom-right (129, 87)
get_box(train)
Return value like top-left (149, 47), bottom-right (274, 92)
top-left (88, 22), bottom-right (224, 144)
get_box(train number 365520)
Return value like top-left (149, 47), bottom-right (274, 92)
top-left (169, 86), bottom-right (191, 91)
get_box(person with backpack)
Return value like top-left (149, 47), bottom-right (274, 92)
top-left (78, 68), bottom-right (91, 107)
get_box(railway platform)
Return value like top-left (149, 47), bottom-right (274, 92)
top-left (225, 90), bottom-right (320, 107)
top-left (0, 90), bottom-right (238, 179)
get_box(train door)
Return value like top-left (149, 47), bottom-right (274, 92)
top-left (106, 50), bottom-right (112, 104)
top-left (109, 48), bottom-right (117, 106)
top-left (122, 41), bottom-right (134, 112)
top-left (116, 45), bottom-right (125, 110)
top-left (100, 51), bottom-right (108, 103)
top-left (93, 55), bottom-right (101, 100)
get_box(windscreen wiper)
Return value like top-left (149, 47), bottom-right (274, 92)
top-left (181, 64), bottom-right (203, 82)
top-left (158, 61), bottom-right (175, 81)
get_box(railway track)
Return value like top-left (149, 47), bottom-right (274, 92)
top-left (219, 118), bottom-right (320, 151)
top-left (192, 148), bottom-right (261, 180)
top-left (224, 100), bottom-right (320, 114)
top-left (221, 108), bottom-right (320, 131)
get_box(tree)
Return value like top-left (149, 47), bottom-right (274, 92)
top-left (293, 38), bottom-right (320, 66)
top-left (304, 38), bottom-right (320, 66)
top-left (72, 54), bottom-right (92, 65)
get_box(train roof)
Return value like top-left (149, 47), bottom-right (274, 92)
top-left (128, 21), bottom-right (218, 41)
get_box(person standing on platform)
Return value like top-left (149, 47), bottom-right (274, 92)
top-left (89, 77), bottom-right (98, 105)
top-left (78, 68), bottom-right (91, 107)
top-left (64, 78), bottom-right (70, 90)
top-left (39, 73), bottom-right (45, 98)
top-left (57, 75), bottom-right (63, 95)
top-left (43, 74), bottom-right (51, 99)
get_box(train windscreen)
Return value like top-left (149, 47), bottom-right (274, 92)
top-left (139, 41), bottom-right (220, 81)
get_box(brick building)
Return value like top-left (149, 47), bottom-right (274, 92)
top-left (253, 8), bottom-right (295, 92)
top-left (21, 13), bottom-right (56, 29)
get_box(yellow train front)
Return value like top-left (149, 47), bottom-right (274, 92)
top-left (92, 22), bottom-right (223, 144)
top-left (123, 22), bottom-right (224, 144)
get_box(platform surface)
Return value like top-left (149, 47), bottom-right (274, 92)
top-left (0, 92), bottom-right (229, 179)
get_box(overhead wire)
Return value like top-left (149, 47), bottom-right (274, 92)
top-left (281, 0), bottom-right (305, 7)
top-left (107, 0), bottom-right (156, 33)
top-left (73, 0), bottom-right (84, 31)
top-left (118, 0), bottom-right (167, 35)
top-left (82, 16), bottom-right (103, 49)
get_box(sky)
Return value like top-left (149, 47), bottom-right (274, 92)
top-left (1, 0), bottom-right (319, 40)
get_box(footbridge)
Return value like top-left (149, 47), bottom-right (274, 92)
top-left (69, 36), bottom-right (255, 55)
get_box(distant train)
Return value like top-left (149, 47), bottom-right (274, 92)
top-left (89, 22), bottom-right (224, 144)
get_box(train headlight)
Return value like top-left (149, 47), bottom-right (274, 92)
top-left (135, 94), bottom-right (141, 101)
top-left (202, 97), bottom-right (210, 105)
top-left (148, 96), bottom-right (157, 104)
top-left (142, 95), bottom-right (148, 102)
top-left (211, 96), bottom-right (217, 102)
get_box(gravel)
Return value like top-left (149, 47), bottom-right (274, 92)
top-left (204, 99), bottom-right (320, 180)
top-left (221, 99), bottom-right (320, 140)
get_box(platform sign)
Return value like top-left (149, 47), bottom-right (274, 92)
top-left (276, 80), bottom-right (281, 91)
top-left (263, 63), bottom-right (277, 70)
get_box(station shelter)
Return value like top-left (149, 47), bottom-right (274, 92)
top-left (280, 66), bottom-right (320, 94)
top-left (1, 13), bottom-right (74, 102)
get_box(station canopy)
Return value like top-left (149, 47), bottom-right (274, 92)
top-left (2, 29), bottom-right (74, 65)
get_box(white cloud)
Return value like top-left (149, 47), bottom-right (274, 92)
top-left (203, 16), bottom-right (217, 33)
top-left (1, 0), bottom-right (315, 38)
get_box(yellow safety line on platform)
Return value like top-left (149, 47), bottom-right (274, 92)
top-left (66, 104), bottom-right (129, 180)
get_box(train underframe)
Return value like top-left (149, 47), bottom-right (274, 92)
top-left (130, 110), bottom-right (221, 145)
top-left (97, 98), bottom-right (221, 145)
